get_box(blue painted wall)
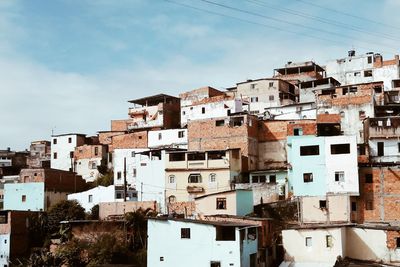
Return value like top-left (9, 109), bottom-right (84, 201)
top-left (4, 183), bottom-right (45, 211)
top-left (287, 136), bottom-right (326, 196)
top-left (236, 190), bottom-right (253, 216)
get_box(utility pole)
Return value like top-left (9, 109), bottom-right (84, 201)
top-left (141, 182), bottom-right (143, 202)
top-left (123, 157), bottom-right (127, 202)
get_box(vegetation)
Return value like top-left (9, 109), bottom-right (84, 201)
top-left (94, 168), bottom-right (113, 187)
top-left (47, 200), bottom-right (86, 236)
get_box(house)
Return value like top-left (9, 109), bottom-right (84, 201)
top-left (74, 144), bottom-right (108, 182)
top-left (325, 51), bottom-right (400, 91)
top-left (287, 135), bottom-right (359, 197)
top-left (4, 168), bottom-right (87, 211)
top-left (67, 185), bottom-right (135, 212)
top-left (147, 129), bottom-right (188, 149)
top-left (27, 140), bottom-right (51, 168)
top-left (180, 87), bottom-right (244, 126)
top-left (165, 149), bottom-right (241, 203)
top-left (50, 133), bottom-right (87, 171)
top-left (147, 217), bottom-right (259, 267)
top-left (194, 189), bottom-right (253, 216)
top-left (112, 148), bottom-right (147, 186)
top-left (0, 210), bottom-right (41, 266)
top-left (264, 102), bottom-right (317, 120)
top-left (99, 201), bottom-right (157, 220)
top-left (297, 77), bottom-right (340, 103)
top-left (273, 61), bottom-right (325, 84)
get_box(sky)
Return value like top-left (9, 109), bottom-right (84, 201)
top-left (1, 0), bottom-right (400, 150)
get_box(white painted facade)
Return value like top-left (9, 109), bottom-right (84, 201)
top-left (75, 157), bottom-right (103, 182)
top-left (326, 52), bottom-right (400, 91)
top-left (181, 99), bottom-right (243, 126)
top-left (0, 158), bottom-right (11, 167)
top-left (67, 185), bottom-right (117, 212)
top-left (147, 219), bottom-right (258, 267)
top-left (368, 139), bottom-right (400, 163)
top-left (0, 234), bottom-right (10, 266)
top-left (135, 150), bottom-right (167, 212)
top-left (51, 134), bottom-right (86, 171)
top-left (148, 129), bottom-right (188, 149)
top-left (324, 135), bottom-right (359, 195)
top-left (264, 103), bottom-right (316, 120)
top-left (113, 148), bottom-right (147, 186)
top-left (281, 227), bottom-right (345, 267)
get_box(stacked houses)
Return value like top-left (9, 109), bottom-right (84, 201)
top-left (1, 50), bottom-right (400, 266)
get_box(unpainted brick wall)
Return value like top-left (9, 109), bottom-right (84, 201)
top-left (110, 131), bottom-right (148, 151)
top-left (111, 119), bottom-right (132, 131)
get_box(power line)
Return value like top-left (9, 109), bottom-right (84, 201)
top-left (197, 0), bottom-right (399, 52)
top-left (247, 0), bottom-right (400, 42)
top-left (163, 0), bottom-right (396, 55)
top-left (294, 0), bottom-right (400, 32)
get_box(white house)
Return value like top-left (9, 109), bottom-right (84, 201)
top-left (112, 148), bottom-right (147, 186)
top-left (51, 133), bottom-right (86, 171)
top-left (147, 218), bottom-right (259, 267)
top-left (67, 185), bottom-right (117, 212)
top-left (147, 129), bottom-right (188, 149)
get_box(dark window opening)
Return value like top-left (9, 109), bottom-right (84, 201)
top-left (269, 175), bottom-right (276, 183)
top-left (331, 144), bottom-right (350, 154)
top-left (117, 172), bottom-right (122, 179)
top-left (216, 198), bottom-right (226, 209)
top-left (364, 70), bottom-right (372, 77)
top-left (169, 153), bottom-right (185, 162)
top-left (208, 151), bottom-right (226, 160)
top-left (351, 201), bottom-right (357, 212)
top-left (357, 144), bottom-right (366, 155)
top-left (374, 86), bottom-right (383, 94)
top-left (188, 173), bottom-right (202, 183)
top-left (94, 147), bottom-right (99, 156)
top-left (202, 107), bottom-right (205, 114)
top-left (181, 228), bottom-right (191, 239)
top-left (70, 151), bottom-right (74, 158)
top-left (216, 226), bottom-right (235, 241)
top-left (178, 131), bottom-right (185, 138)
top-left (365, 174), bottom-right (373, 183)
top-left (377, 142), bottom-right (384, 156)
top-left (367, 56), bottom-right (372, 64)
top-left (0, 212), bottom-right (8, 224)
top-left (188, 153), bottom-right (206, 161)
top-left (319, 200), bottom-right (327, 209)
top-left (398, 142), bottom-right (400, 153)
top-left (396, 238), bottom-right (400, 248)
top-left (68, 137), bottom-right (72, 143)
top-left (216, 120), bottom-right (225, 127)
top-left (303, 173), bottom-right (313, 183)
top-left (230, 117), bottom-right (244, 127)
top-left (53, 152), bottom-right (57, 159)
top-left (300, 145), bottom-right (320, 156)
top-left (293, 128), bottom-right (303, 136)
top-left (53, 139), bottom-right (57, 145)
top-left (211, 262), bottom-right (221, 267)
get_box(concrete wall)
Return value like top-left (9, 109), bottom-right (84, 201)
top-left (113, 148), bottom-right (147, 186)
top-left (282, 227), bottom-right (345, 266)
top-left (0, 234), bottom-right (10, 266)
top-left (300, 195), bottom-right (350, 224)
top-left (148, 129), bottom-right (188, 149)
top-left (4, 183), bottom-right (44, 211)
top-left (265, 103), bottom-right (317, 120)
top-left (369, 139), bottom-right (400, 163)
top-left (147, 219), bottom-right (242, 267)
top-left (51, 134), bottom-right (85, 171)
top-left (68, 185), bottom-right (116, 212)
top-left (75, 157), bottom-right (103, 182)
top-left (195, 191), bottom-right (237, 216)
top-left (99, 201), bottom-right (156, 220)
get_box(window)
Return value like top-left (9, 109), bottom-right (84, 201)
top-left (367, 56), bottom-right (372, 64)
top-left (182, 111), bottom-right (185, 115)
top-left (351, 201), bottom-right (357, 212)
top-left (22, 195), bottom-right (26, 202)
top-left (216, 120), bottom-right (225, 127)
top-left (131, 151), bottom-right (135, 157)
top-left (208, 151), bottom-right (225, 160)
top-left (359, 111), bottom-right (366, 120)
top-left (211, 262), bottom-right (221, 267)
top-left (209, 173), bottom-right (216, 183)
top-left (366, 199), bottom-right (374, 210)
top-left (396, 238), bottom-right (400, 248)
top-left (168, 195), bottom-right (176, 203)
top-left (250, 83), bottom-right (256, 89)
top-left (293, 128), bottom-right (303, 136)
top-left (178, 130), bottom-right (185, 138)
top-left (269, 95), bottom-right (274, 101)
top-left (269, 175), bottom-right (276, 183)
top-left (53, 152), bottom-right (57, 159)
top-left (168, 175), bottom-right (176, 184)
top-left (53, 138), bottom-right (57, 145)
top-left (319, 200), bottom-right (327, 209)
top-left (250, 97), bottom-right (258, 103)
top-left (354, 72), bottom-right (361, 77)
top-left (90, 162), bottom-right (97, 169)
top-left (216, 226), bottom-right (235, 241)
top-left (133, 168), bottom-right (137, 177)
top-left (116, 193), bottom-right (122, 199)
top-left (94, 147), bottom-right (99, 156)
top-left (303, 173), bottom-right (313, 183)
top-left (398, 143), bottom-right (400, 153)
top-left (269, 82), bottom-right (274, 87)
top-left (305, 237), bottom-right (312, 247)
top-left (300, 145), bottom-right (319, 156)
top-left (374, 86), bottom-right (383, 93)
top-left (68, 137), bottom-right (72, 143)
top-left (364, 70), bottom-right (372, 77)
top-left (181, 228), bottom-right (191, 239)
top-left (117, 172), bottom-right (122, 180)
top-left (158, 133), bottom-right (162, 140)
top-left (88, 195), bottom-right (93, 203)
top-left (377, 142), bottom-right (384, 156)
top-left (365, 174), bottom-right (373, 183)
top-left (202, 107), bottom-right (205, 114)
top-left (335, 171), bottom-right (345, 182)
top-left (169, 152), bottom-right (185, 161)
top-left (70, 151), bottom-right (74, 158)
top-left (188, 174), bottom-right (202, 183)
top-left (326, 235), bottom-right (333, 248)
top-left (216, 198), bottom-right (226, 209)
top-left (160, 257), bottom-right (164, 262)
top-left (331, 144), bottom-right (350, 154)
top-left (0, 212), bottom-right (8, 224)
top-left (188, 153), bottom-right (205, 161)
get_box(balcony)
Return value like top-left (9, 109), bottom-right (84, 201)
top-left (367, 117), bottom-right (400, 139)
top-left (166, 151), bottom-right (231, 170)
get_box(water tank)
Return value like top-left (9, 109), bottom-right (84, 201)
top-left (348, 50), bottom-right (356, 57)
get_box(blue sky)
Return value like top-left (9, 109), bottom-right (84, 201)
top-left (1, 0), bottom-right (400, 150)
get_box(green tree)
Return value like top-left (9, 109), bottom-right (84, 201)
top-left (47, 200), bottom-right (86, 235)
top-left (89, 204), bottom-right (99, 220)
top-left (125, 208), bottom-right (156, 250)
top-left (94, 169), bottom-right (113, 187)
